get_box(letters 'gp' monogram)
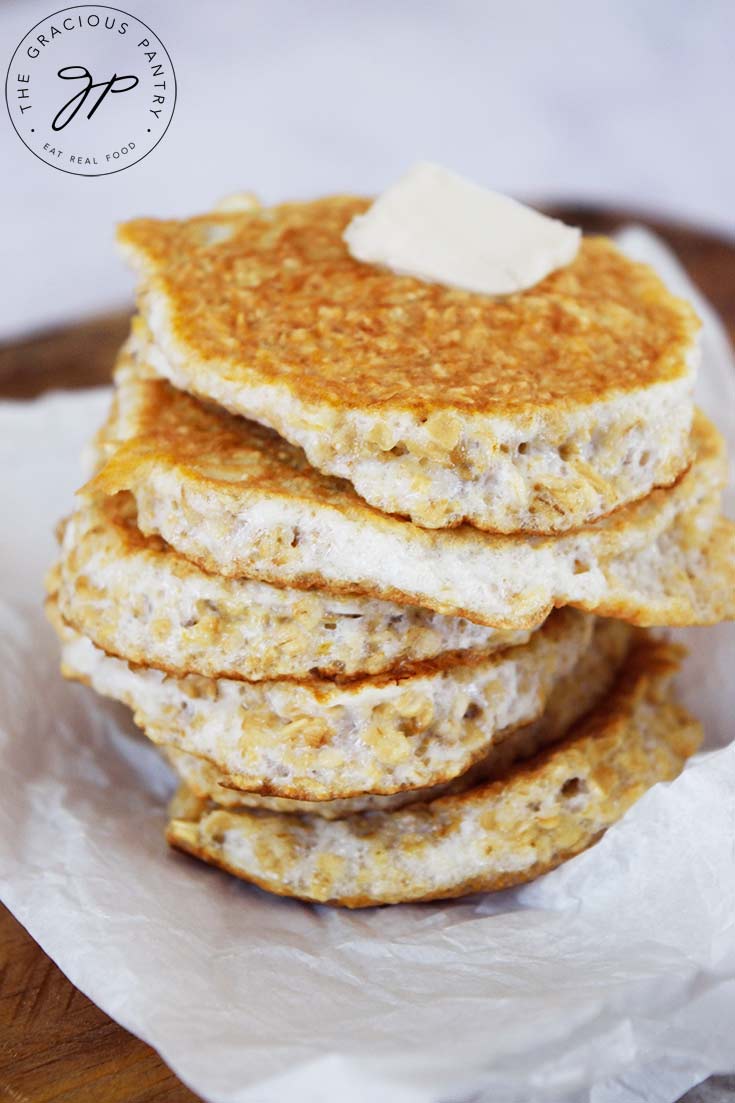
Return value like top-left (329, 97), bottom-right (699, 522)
top-left (52, 66), bottom-right (140, 131)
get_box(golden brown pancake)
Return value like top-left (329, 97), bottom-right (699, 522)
top-left (85, 352), bottom-right (735, 630)
top-left (166, 634), bottom-right (701, 906)
top-left (118, 196), bottom-right (699, 532)
top-left (162, 616), bottom-right (633, 818)
top-left (53, 493), bottom-right (533, 682)
top-left (50, 600), bottom-right (602, 801)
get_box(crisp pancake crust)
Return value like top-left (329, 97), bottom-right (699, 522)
top-left (54, 494), bottom-right (531, 681)
top-left (166, 635), bottom-right (701, 907)
top-left (86, 361), bottom-right (735, 631)
top-left (118, 197), bottom-right (699, 532)
top-left (118, 201), bottom-right (695, 413)
top-left (51, 602), bottom-right (601, 800)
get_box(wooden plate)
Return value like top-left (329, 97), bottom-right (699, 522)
top-left (1, 207), bottom-right (733, 1103)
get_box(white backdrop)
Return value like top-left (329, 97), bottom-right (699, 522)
top-left (2, 0), bottom-right (734, 340)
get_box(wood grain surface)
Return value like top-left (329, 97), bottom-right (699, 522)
top-left (1, 206), bottom-right (734, 1103)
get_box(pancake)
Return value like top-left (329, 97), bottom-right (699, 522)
top-left (117, 195), bottom-right (699, 533)
top-left (53, 494), bottom-right (533, 681)
top-left (163, 616), bottom-right (633, 817)
top-left (50, 603), bottom-right (599, 801)
top-left (85, 350), bottom-right (735, 631)
top-left (166, 634), bottom-right (701, 906)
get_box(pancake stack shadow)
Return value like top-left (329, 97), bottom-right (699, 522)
top-left (48, 195), bottom-right (735, 906)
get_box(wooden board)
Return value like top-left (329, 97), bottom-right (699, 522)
top-left (1, 206), bottom-right (734, 1103)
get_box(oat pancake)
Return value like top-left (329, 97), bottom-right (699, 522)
top-left (53, 494), bottom-right (533, 681)
top-left (85, 352), bottom-right (735, 630)
top-left (50, 603), bottom-right (598, 800)
top-left (163, 616), bottom-right (632, 817)
top-left (117, 196), bottom-right (698, 533)
top-left (166, 634), bottom-right (701, 906)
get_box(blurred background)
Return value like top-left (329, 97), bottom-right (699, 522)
top-left (2, 0), bottom-right (734, 341)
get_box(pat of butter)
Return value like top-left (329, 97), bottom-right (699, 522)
top-left (344, 162), bottom-right (581, 295)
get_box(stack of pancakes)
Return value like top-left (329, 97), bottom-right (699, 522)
top-left (48, 195), bottom-right (735, 906)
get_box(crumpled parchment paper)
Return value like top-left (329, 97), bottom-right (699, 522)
top-left (0, 230), bottom-right (734, 1103)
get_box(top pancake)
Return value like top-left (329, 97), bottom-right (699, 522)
top-left (118, 195), bottom-right (699, 533)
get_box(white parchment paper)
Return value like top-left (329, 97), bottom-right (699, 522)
top-left (1, 232), bottom-right (734, 1103)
